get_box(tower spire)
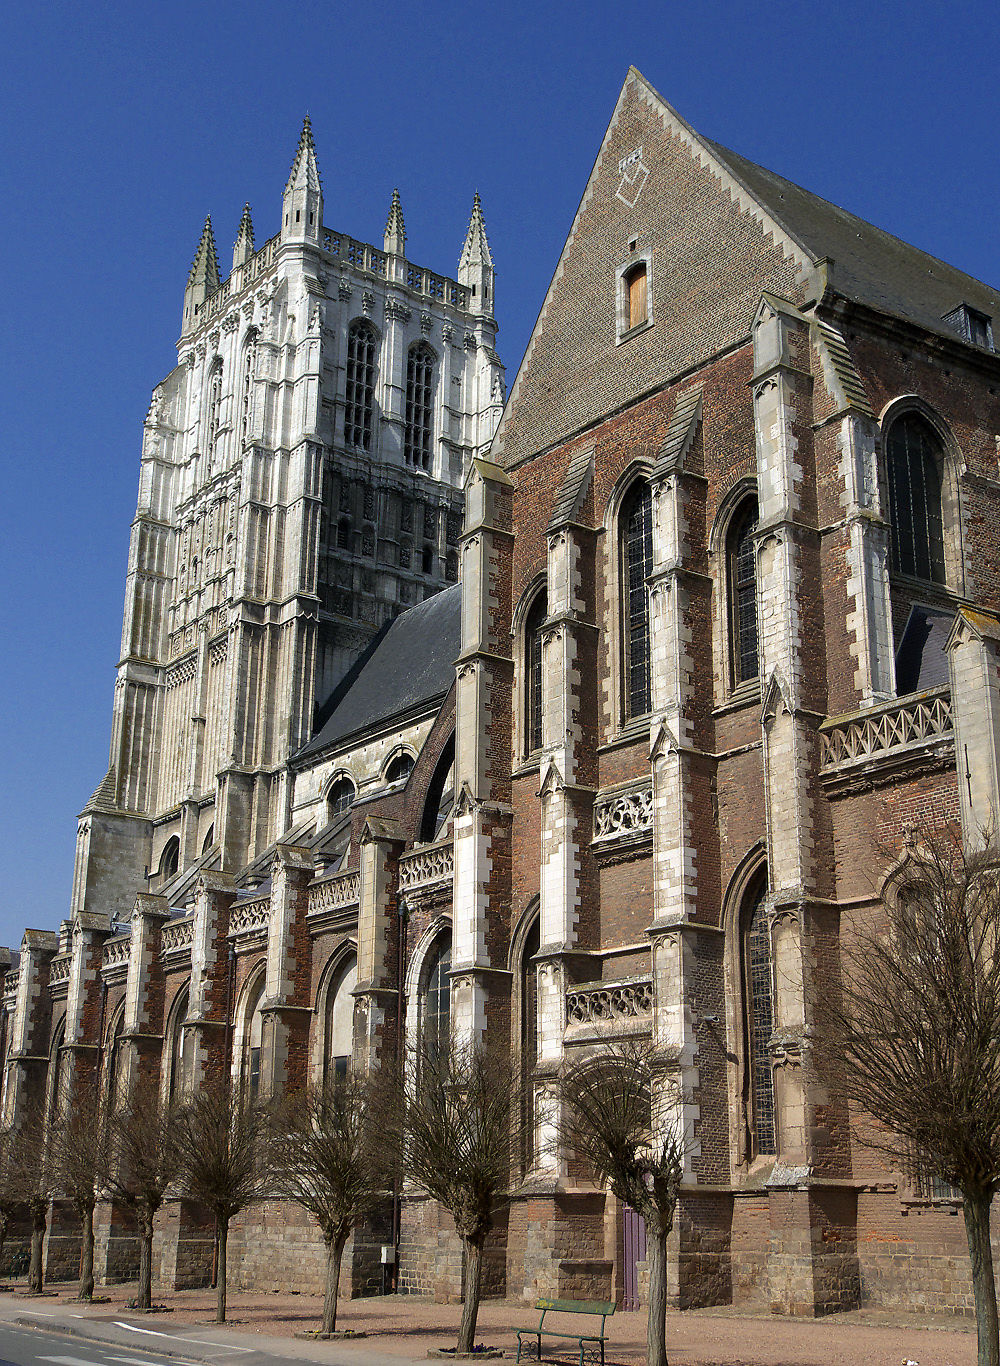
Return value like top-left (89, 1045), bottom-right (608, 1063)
top-left (182, 215), bottom-right (220, 334)
top-left (232, 202), bottom-right (255, 270)
top-left (281, 116), bottom-right (323, 245)
top-left (384, 188), bottom-right (406, 256)
top-left (457, 192), bottom-right (494, 318)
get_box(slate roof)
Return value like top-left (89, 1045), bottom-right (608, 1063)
top-left (299, 584), bottom-right (460, 759)
top-left (894, 604), bottom-right (954, 695)
top-left (705, 139), bottom-right (1000, 342)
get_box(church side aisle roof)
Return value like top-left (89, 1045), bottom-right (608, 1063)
top-left (299, 584), bottom-right (461, 759)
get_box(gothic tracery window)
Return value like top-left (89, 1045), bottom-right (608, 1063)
top-left (525, 588), bottom-right (547, 754)
top-left (742, 876), bottom-right (777, 1158)
top-left (345, 321), bottom-right (378, 450)
top-left (239, 330), bottom-right (258, 448)
top-left (404, 344), bottom-right (435, 470)
top-left (886, 413), bottom-right (946, 584)
top-left (728, 498), bottom-right (760, 686)
top-left (423, 936), bottom-right (451, 1059)
top-left (325, 956), bottom-right (358, 1081)
top-left (621, 481), bottom-right (653, 720)
top-left (206, 359), bottom-right (223, 457)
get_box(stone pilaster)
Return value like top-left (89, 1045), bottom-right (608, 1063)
top-left (353, 817), bottom-right (404, 1074)
top-left (62, 911), bottom-right (112, 1099)
top-left (3, 929), bottom-right (58, 1123)
top-left (753, 295), bottom-right (855, 1313)
top-left (452, 457), bottom-right (514, 1051)
top-left (120, 893), bottom-right (170, 1096)
top-left (260, 844), bottom-right (314, 1097)
top-left (947, 607), bottom-right (1000, 846)
top-left (186, 871), bottom-right (237, 1092)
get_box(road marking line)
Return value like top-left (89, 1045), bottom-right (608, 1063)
top-left (38, 1355), bottom-right (107, 1366)
top-left (109, 1356), bottom-right (182, 1364)
top-left (113, 1324), bottom-right (254, 1353)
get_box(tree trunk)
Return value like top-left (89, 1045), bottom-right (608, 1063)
top-left (28, 1201), bottom-right (46, 1294)
top-left (78, 1202), bottom-right (95, 1302)
top-left (646, 1223), bottom-right (669, 1366)
top-left (963, 1190), bottom-right (1000, 1366)
top-left (457, 1237), bottom-right (485, 1354)
top-left (137, 1213), bottom-right (153, 1311)
top-left (216, 1217), bottom-right (228, 1323)
top-left (321, 1230), bottom-right (348, 1335)
top-left (0, 1208), bottom-right (9, 1282)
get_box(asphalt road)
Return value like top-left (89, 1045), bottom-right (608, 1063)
top-left (0, 1323), bottom-right (268, 1366)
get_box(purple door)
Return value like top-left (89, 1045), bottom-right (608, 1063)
top-left (623, 1206), bottom-right (646, 1311)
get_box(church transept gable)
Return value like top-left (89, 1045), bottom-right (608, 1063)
top-left (495, 68), bottom-right (814, 466)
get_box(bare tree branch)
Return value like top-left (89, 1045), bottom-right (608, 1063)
top-left (816, 826), bottom-right (1000, 1366)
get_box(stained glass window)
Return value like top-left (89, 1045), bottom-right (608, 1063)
top-left (729, 501), bottom-right (759, 685)
top-left (404, 344), bottom-right (435, 470)
top-left (525, 590), bottom-right (547, 753)
top-left (345, 322), bottom-right (378, 450)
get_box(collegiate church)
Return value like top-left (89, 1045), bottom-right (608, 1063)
top-left (6, 67), bottom-right (1000, 1315)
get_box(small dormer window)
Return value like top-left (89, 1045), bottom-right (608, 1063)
top-left (943, 303), bottom-right (994, 351)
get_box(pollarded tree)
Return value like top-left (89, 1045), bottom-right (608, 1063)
top-left (106, 1085), bottom-right (181, 1310)
top-left (174, 1085), bottom-right (271, 1323)
top-left (47, 1090), bottom-right (109, 1300)
top-left (273, 1076), bottom-right (382, 1335)
top-left (558, 1042), bottom-right (685, 1366)
top-left (377, 1042), bottom-right (518, 1354)
top-left (817, 828), bottom-right (1000, 1366)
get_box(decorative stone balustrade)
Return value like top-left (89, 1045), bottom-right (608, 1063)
top-left (566, 978), bottom-right (654, 1029)
top-left (2, 968), bottom-right (18, 1008)
top-left (308, 871), bottom-right (361, 917)
top-left (820, 688), bottom-right (953, 782)
top-left (48, 955), bottom-right (71, 986)
top-left (161, 917), bottom-right (194, 958)
top-left (228, 897), bottom-right (271, 942)
top-left (102, 936), bottom-right (131, 969)
top-left (201, 236), bottom-right (278, 323)
top-left (398, 840), bottom-right (454, 897)
top-left (592, 781), bottom-right (653, 847)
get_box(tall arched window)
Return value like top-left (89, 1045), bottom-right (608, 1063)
top-left (345, 321), bottom-right (378, 450)
top-left (325, 956), bottom-right (358, 1081)
top-left (46, 1021), bottom-right (67, 1124)
top-left (166, 983), bottom-right (193, 1102)
top-left (404, 344), bottom-right (435, 470)
top-left (525, 589), bottom-right (547, 755)
top-left (206, 359), bottom-right (223, 456)
top-left (518, 914), bottom-right (540, 1171)
top-left (741, 875), bottom-right (776, 1158)
top-left (423, 936), bottom-right (451, 1058)
top-left (239, 330), bottom-right (258, 448)
top-left (103, 1006), bottom-right (126, 1114)
top-left (621, 481), bottom-right (653, 720)
top-left (158, 836), bottom-right (180, 884)
top-left (728, 499), bottom-right (760, 686)
top-left (327, 776), bottom-right (356, 820)
top-left (243, 976), bottom-right (266, 1103)
top-left (886, 413), bottom-right (946, 584)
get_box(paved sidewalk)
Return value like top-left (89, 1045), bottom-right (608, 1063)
top-left (0, 1284), bottom-right (979, 1366)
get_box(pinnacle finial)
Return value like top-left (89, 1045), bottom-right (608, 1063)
top-left (384, 187), bottom-right (407, 255)
top-left (285, 115), bottom-right (322, 194)
top-left (187, 214), bottom-right (220, 290)
top-left (233, 203), bottom-right (255, 269)
top-left (459, 191), bottom-right (493, 271)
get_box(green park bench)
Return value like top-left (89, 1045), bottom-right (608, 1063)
top-left (516, 1297), bottom-right (616, 1366)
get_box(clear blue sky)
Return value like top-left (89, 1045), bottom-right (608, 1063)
top-left (2, 0), bottom-right (999, 947)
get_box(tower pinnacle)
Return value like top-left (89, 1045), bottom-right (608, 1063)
top-left (384, 188), bottom-right (406, 256)
top-left (457, 192), bottom-right (495, 318)
top-left (233, 202), bottom-right (255, 270)
top-left (282, 117), bottom-right (323, 245)
top-left (182, 215), bottom-right (220, 334)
